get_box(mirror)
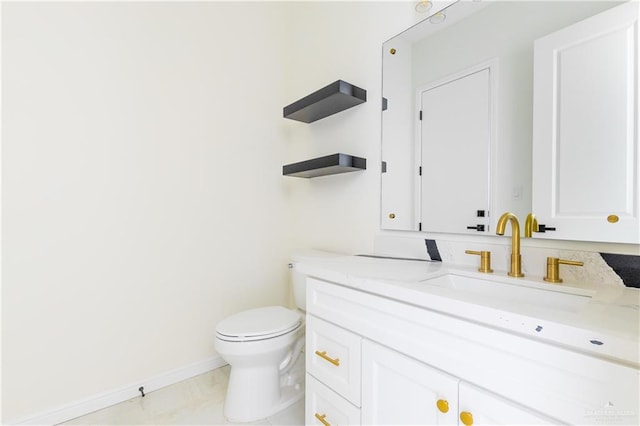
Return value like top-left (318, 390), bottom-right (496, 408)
top-left (381, 0), bottom-right (623, 236)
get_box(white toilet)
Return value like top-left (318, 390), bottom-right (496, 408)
top-left (214, 250), bottom-right (338, 422)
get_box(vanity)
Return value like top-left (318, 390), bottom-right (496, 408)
top-left (301, 1), bottom-right (640, 422)
top-left (299, 255), bottom-right (639, 425)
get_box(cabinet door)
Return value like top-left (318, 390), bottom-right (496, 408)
top-left (361, 340), bottom-right (458, 425)
top-left (458, 382), bottom-right (560, 425)
top-left (532, 1), bottom-right (639, 243)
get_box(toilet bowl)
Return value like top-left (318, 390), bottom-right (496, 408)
top-left (214, 250), bottom-right (341, 422)
top-left (215, 306), bottom-right (304, 422)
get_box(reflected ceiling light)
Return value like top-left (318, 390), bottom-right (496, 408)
top-left (415, 1), bottom-right (433, 13)
top-left (429, 11), bottom-right (446, 24)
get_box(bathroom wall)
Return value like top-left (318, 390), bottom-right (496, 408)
top-left (1, 1), bottom-right (424, 422)
top-left (2, 2), bottom-right (294, 423)
top-left (283, 1), bottom-right (420, 254)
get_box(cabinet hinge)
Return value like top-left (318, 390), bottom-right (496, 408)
top-left (419, 110), bottom-right (423, 120)
top-left (418, 222), bottom-right (422, 231)
top-left (419, 166), bottom-right (422, 176)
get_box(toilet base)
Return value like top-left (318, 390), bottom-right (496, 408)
top-left (223, 350), bottom-right (305, 422)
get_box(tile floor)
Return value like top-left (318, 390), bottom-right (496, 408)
top-left (61, 366), bottom-right (304, 425)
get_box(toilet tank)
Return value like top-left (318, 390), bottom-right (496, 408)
top-left (290, 249), bottom-right (343, 311)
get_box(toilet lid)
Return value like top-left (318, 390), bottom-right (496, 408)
top-left (215, 306), bottom-right (302, 342)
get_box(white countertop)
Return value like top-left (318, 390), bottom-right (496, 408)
top-left (297, 254), bottom-right (640, 368)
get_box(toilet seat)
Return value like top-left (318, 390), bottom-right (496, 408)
top-left (216, 306), bottom-right (302, 342)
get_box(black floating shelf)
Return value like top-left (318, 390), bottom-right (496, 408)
top-left (283, 153), bottom-right (367, 178)
top-left (283, 80), bottom-right (367, 123)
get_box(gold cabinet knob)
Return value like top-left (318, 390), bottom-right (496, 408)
top-left (607, 214), bottom-right (619, 223)
top-left (388, 213), bottom-right (396, 219)
top-left (465, 250), bottom-right (493, 273)
top-left (460, 411), bottom-right (474, 426)
top-left (436, 399), bottom-right (449, 413)
top-left (544, 257), bottom-right (584, 283)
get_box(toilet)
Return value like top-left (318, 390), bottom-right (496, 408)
top-left (214, 250), bottom-right (339, 422)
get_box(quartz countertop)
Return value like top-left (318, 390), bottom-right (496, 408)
top-left (297, 254), bottom-right (640, 368)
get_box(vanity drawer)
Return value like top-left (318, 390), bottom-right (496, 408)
top-left (306, 373), bottom-right (361, 426)
top-left (306, 314), bottom-right (362, 406)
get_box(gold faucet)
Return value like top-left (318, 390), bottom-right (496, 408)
top-left (524, 213), bottom-right (538, 238)
top-left (496, 212), bottom-right (524, 277)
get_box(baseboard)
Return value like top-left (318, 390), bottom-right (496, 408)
top-left (13, 355), bottom-right (227, 425)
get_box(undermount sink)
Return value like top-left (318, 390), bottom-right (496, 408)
top-left (423, 273), bottom-right (594, 312)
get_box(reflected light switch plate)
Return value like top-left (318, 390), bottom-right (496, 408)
top-left (512, 185), bottom-right (522, 199)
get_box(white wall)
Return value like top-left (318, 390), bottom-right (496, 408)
top-left (284, 1), bottom-right (420, 254)
top-left (1, 1), bottom-right (425, 422)
top-left (2, 2), bottom-right (293, 422)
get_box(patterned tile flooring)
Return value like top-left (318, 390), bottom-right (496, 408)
top-left (61, 366), bottom-right (304, 425)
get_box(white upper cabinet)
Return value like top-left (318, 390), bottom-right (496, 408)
top-left (532, 1), bottom-right (639, 243)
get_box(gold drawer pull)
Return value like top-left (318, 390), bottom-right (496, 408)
top-left (315, 350), bottom-right (340, 366)
top-left (315, 413), bottom-right (331, 426)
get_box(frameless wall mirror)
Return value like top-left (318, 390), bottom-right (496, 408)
top-left (380, 0), bottom-right (627, 240)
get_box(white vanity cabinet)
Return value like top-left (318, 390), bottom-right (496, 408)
top-left (306, 374), bottom-right (360, 426)
top-left (532, 1), bottom-right (639, 244)
top-left (305, 276), bottom-right (639, 426)
top-left (306, 315), bottom-right (362, 425)
top-left (456, 382), bottom-right (561, 426)
top-left (362, 340), bottom-right (557, 426)
top-left (362, 339), bottom-right (459, 425)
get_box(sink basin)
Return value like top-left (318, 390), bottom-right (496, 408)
top-left (423, 273), bottom-right (593, 313)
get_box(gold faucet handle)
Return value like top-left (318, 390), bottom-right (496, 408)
top-left (465, 250), bottom-right (493, 273)
top-left (544, 257), bottom-right (584, 283)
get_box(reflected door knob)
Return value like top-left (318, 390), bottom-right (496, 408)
top-left (537, 224), bottom-right (556, 232)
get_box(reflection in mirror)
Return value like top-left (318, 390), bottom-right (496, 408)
top-left (380, 1), bottom-right (623, 236)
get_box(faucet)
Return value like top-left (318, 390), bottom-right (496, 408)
top-left (524, 213), bottom-right (538, 238)
top-left (496, 212), bottom-right (524, 277)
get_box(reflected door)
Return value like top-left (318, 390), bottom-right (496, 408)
top-left (419, 67), bottom-right (491, 234)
